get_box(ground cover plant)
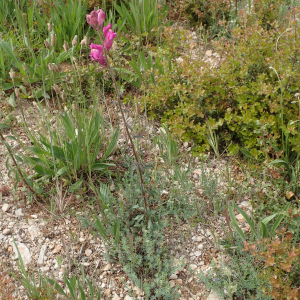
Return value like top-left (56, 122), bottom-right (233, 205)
top-left (0, 0), bottom-right (300, 299)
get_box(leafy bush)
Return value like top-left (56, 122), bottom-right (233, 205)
top-left (243, 228), bottom-right (300, 299)
top-left (140, 18), bottom-right (300, 156)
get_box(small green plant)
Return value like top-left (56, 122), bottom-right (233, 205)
top-left (153, 124), bottom-right (180, 170)
top-left (229, 203), bottom-right (289, 241)
top-left (114, 0), bottom-right (169, 46)
top-left (243, 228), bottom-right (300, 299)
top-left (21, 109), bottom-right (119, 181)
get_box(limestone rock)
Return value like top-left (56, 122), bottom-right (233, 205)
top-left (12, 242), bottom-right (31, 265)
top-left (37, 244), bottom-right (47, 266)
top-left (2, 204), bottom-right (10, 212)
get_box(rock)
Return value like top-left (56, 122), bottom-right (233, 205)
top-left (0, 234), bottom-right (5, 240)
top-left (183, 142), bottom-right (189, 148)
top-left (169, 280), bottom-right (176, 287)
top-left (197, 244), bottom-right (204, 250)
top-left (52, 244), bottom-right (62, 254)
top-left (12, 242), bottom-right (31, 265)
top-left (112, 294), bottom-right (121, 300)
top-left (207, 291), bottom-right (223, 300)
top-left (194, 251), bottom-right (201, 257)
top-left (15, 208), bottom-right (23, 217)
top-left (102, 263), bottom-right (112, 271)
top-left (175, 279), bottom-right (183, 285)
top-left (28, 225), bottom-right (39, 239)
top-left (175, 57), bottom-right (184, 64)
top-left (79, 237), bottom-right (85, 242)
top-left (3, 229), bottom-right (11, 235)
top-left (103, 288), bottom-right (112, 297)
top-left (40, 266), bottom-right (49, 272)
top-left (37, 245), bottom-right (47, 266)
top-left (206, 50), bottom-right (213, 57)
top-left (85, 249), bottom-right (92, 257)
top-left (169, 274), bottom-right (178, 280)
top-left (2, 204), bottom-right (10, 212)
top-left (124, 296), bottom-right (133, 300)
top-left (190, 264), bottom-right (197, 271)
top-left (235, 214), bottom-right (245, 223)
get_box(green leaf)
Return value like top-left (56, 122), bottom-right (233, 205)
top-left (229, 205), bottom-right (246, 241)
top-left (101, 126), bottom-right (119, 161)
top-left (0, 123), bottom-right (10, 130)
top-left (47, 279), bottom-right (69, 298)
top-left (92, 162), bottom-right (115, 171)
top-left (68, 178), bottom-right (83, 192)
top-left (34, 165), bottom-right (55, 176)
top-left (8, 92), bottom-right (15, 107)
top-left (235, 204), bottom-right (256, 238)
top-left (94, 216), bottom-right (109, 240)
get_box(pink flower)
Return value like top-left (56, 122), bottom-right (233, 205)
top-left (86, 11), bottom-right (98, 28)
top-left (104, 30), bottom-right (117, 51)
top-left (89, 43), bottom-right (106, 67)
top-left (97, 9), bottom-right (105, 27)
top-left (86, 9), bottom-right (106, 29)
top-left (103, 23), bottom-right (112, 37)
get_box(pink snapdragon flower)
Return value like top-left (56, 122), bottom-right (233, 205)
top-left (89, 43), bottom-right (106, 67)
top-left (86, 9), bottom-right (105, 29)
top-left (104, 29), bottom-right (117, 51)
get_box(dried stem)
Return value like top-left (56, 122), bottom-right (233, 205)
top-left (97, 29), bottom-right (148, 211)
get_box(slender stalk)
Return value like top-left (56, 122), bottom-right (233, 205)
top-left (97, 29), bottom-right (148, 211)
top-left (0, 131), bottom-right (43, 201)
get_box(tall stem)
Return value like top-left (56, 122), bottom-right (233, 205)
top-left (97, 30), bottom-right (148, 211)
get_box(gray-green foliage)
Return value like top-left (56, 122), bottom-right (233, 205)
top-left (199, 240), bottom-right (272, 299)
top-left (117, 220), bottom-right (179, 300)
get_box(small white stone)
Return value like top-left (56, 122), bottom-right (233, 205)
top-left (169, 274), bottom-right (178, 280)
top-left (194, 251), bottom-right (201, 257)
top-left (124, 296), bottom-right (133, 300)
top-left (207, 291), bottom-right (223, 300)
top-left (169, 280), bottom-right (176, 287)
top-left (28, 225), bottom-right (39, 239)
top-left (15, 208), bottom-right (23, 217)
top-left (2, 204), bottom-right (10, 212)
top-left (37, 245), bottom-right (47, 266)
top-left (102, 263), bottom-right (112, 271)
top-left (3, 229), bottom-right (11, 235)
top-left (235, 214), bottom-right (245, 223)
top-left (206, 50), bottom-right (213, 57)
top-left (79, 237), bottom-right (85, 242)
top-left (12, 242), bottom-right (31, 265)
top-left (183, 142), bottom-right (189, 148)
top-left (85, 249), bottom-right (92, 257)
top-left (190, 264), bottom-right (198, 271)
top-left (112, 294), bottom-right (121, 300)
top-left (197, 244), bottom-right (204, 250)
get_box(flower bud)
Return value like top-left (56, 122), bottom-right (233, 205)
top-left (53, 84), bottom-right (62, 94)
top-left (9, 68), bottom-right (15, 79)
top-left (51, 33), bottom-right (56, 47)
top-left (80, 36), bottom-right (89, 46)
top-left (15, 88), bottom-right (21, 99)
top-left (47, 21), bottom-right (53, 32)
top-left (63, 41), bottom-right (69, 52)
top-left (44, 40), bottom-right (50, 50)
top-left (72, 35), bottom-right (78, 46)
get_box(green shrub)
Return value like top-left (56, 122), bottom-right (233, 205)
top-left (140, 19), bottom-right (300, 157)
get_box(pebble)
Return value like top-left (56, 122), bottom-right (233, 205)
top-left (85, 249), bottom-right (92, 257)
top-left (190, 264), bottom-right (198, 271)
top-left (206, 50), bottom-right (213, 57)
top-left (28, 225), bottom-right (39, 239)
top-left (15, 208), bottom-right (23, 217)
top-left (169, 274), bottom-right (178, 280)
top-left (194, 251), bottom-right (201, 257)
top-left (37, 245), bottom-right (47, 266)
top-left (3, 229), bottom-right (11, 235)
top-left (207, 291), bottom-right (223, 300)
top-left (12, 242), bottom-right (31, 265)
top-left (112, 294), bottom-right (121, 300)
top-left (235, 214), bottom-right (245, 223)
top-left (2, 204), bottom-right (10, 212)
top-left (198, 244), bottom-right (204, 250)
top-left (102, 263), bottom-right (112, 271)
top-left (52, 244), bottom-right (62, 254)
top-left (104, 288), bottom-right (112, 297)
top-left (183, 142), bottom-right (189, 148)
top-left (124, 296), bottom-right (133, 300)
